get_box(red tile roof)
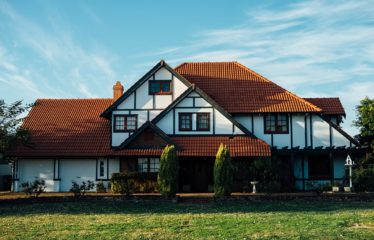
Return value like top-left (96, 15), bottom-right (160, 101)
top-left (8, 99), bottom-right (270, 158)
top-left (303, 98), bottom-right (345, 116)
top-left (172, 136), bottom-right (270, 157)
top-left (175, 62), bottom-right (322, 113)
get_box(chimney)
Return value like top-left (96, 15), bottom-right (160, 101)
top-left (113, 81), bottom-right (124, 100)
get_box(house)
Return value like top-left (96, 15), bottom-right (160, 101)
top-left (7, 60), bottom-right (366, 192)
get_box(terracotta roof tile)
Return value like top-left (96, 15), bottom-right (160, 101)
top-left (303, 98), bottom-right (345, 116)
top-left (8, 99), bottom-right (270, 157)
top-left (175, 62), bottom-right (322, 113)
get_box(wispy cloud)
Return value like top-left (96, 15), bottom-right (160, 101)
top-left (0, 1), bottom-right (119, 100)
top-left (154, 0), bottom-right (374, 135)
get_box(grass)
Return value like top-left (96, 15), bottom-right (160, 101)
top-left (0, 200), bottom-right (374, 240)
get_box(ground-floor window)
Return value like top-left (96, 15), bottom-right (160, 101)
top-left (138, 158), bottom-right (160, 173)
top-left (308, 155), bottom-right (331, 179)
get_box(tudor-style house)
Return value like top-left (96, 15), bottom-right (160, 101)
top-left (7, 60), bottom-right (366, 192)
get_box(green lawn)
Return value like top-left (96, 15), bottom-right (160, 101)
top-left (0, 200), bottom-right (374, 240)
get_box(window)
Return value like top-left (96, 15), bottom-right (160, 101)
top-left (197, 113), bottom-right (210, 131)
top-left (308, 155), bottom-right (331, 179)
top-left (138, 158), bottom-right (160, 173)
top-left (264, 113), bottom-right (289, 134)
top-left (149, 158), bottom-right (160, 173)
top-left (138, 158), bottom-right (149, 173)
top-left (149, 81), bottom-right (172, 95)
top-left (99, 160), bottom-right (105, 177)
top-left (179, 113), bottom-right (192, 131)
top-left (114, 115), bottom-right (137, 132)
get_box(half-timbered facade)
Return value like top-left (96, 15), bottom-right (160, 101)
top-left (7, 60), bottom-right (365, 192)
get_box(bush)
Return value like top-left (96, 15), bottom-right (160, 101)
top-left (214, 143), bottom-right (234, 197)
top-left (110, 172), bottom-right (158, 195)
top-left (158, 145), bottom-right (179, 198)
top-left (20, 179), bottom-right (46, 197)
top-left (353, 166), bottom-right (374, 192)
top-left (70, 180), bottom-right (95, 197)
top-left (96, 181), bottom-right (106, 193)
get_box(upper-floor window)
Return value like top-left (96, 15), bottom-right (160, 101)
top-left (114, 114), bottom-right (137, 132)
top-left (264, 113), bottom-right (288, 134)
top-left (179, 113), bottom-right (192, 131)
top-left (197, 113), bottom-right (210, 131)
top-left (149, 81), bottom-right (172, 95)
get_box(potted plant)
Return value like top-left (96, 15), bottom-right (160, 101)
top-left (332, 181), bottom-right (341, 192)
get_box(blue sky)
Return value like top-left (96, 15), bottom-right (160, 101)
top-left (0, 0), bottom-right (373, 135)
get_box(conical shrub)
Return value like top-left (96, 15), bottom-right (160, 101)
top-left (214, 143), bottom-right (233, 197)
top-left (157, 145), bottom-right (179, 197)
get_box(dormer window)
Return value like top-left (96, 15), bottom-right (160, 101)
top-left (149, 81), bottom-right (172, 95)
top-left (114, 114), bottom-right (137, 132)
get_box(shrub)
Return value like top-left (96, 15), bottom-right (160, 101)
top-left (158, 145), bottom-right (179, 198)
top-left (70, 180), bottom-right (95, 197)
top-left (353, 166), bottom-right (374, 192)
top-left (20, 179), bottom-right (46, 197)
top-left (214, 143), bottom-right (234, 197)
top-left (110, 172), bottom-right (158, 195)
top-left (96, 181), bottom-right (106, 193)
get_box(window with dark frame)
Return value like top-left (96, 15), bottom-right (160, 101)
top-left (149, 81), bottom-right (172, 95)
top-left (264, 113), bottom-right (289, 134)
top-left (196, 113), bottom-right (210, 131)
top-left (99, 160), bottom-right (105, 177)
top-left (113, 115), bottom-right (137, 132)
top-left (308, 155), bottom-right (332, 180)
top-left (137, 158), bottom-right (160, 173)
top-left (179, 113), bottom-right (192, 131)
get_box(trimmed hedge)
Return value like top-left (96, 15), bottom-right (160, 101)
top-left (110, 172), bottom-right (158, 195)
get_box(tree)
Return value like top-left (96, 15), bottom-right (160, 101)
top-left (214, 143), bottom-right (234, 197)
top-left (0, 99), bottom-right (33, 159)
top-left (157, 145), bottom-right (179, 197)
top-left (353, 97), bottom-right (374, 165)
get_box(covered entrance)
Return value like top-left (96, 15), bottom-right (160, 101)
top-left (179, 158), bottom-right (214, 192)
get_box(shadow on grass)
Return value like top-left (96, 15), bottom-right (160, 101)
top-left (0, 200), bottom-right (373, 217)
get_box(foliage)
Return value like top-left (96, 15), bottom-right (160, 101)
top-left (70, 180), bottom-right (95, 197)
top-left (214, 143), bottom-right (234, 197)
top-left (353, 166), bottom-right (374, 192)
top-left (248, 158), bottom-right (282, 193)
top-left (353, 97), bottom-right (374, 165)
top-left (0, 99), bottom-right (34, 157)
top-left (111, 172), bottom-right (158, 195)
top-left (158, 145), bottom-right (179, 198)
top-left (20, 179), bottom-right (46, 197)
top-left (96, 181), bottom-right (106, 193)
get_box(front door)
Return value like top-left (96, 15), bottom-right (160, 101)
top-left (179, 158), bottom-right (214, 192)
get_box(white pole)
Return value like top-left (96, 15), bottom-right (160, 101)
top-left (349, 166), bottom-right (352, 188)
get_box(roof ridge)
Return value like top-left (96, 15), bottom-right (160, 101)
top-left (36, 98), bottom-right (113, 101)
top-left (233, 62), bottom-right (322, 112)
top-left (304, 97), bottom-right (340, 99)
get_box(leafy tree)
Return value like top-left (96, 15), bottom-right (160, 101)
top-left (214, 143), bottom-right (233, 197)
top-left (353, 97), bottom-right (374, 165)
top-left (0, 99), bottom-right (33, 158)
top-left (158, 145), bottom-right (179, 197)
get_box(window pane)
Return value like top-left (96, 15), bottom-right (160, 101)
top-left (150, 82), bottom-right (160, 93)
top-left (149, 158), bottom-right (160, 173)
top-left (197, 113), bottom-right (210, 130)
top-left (115, 116), bottom-right (125, 131)
top-left (161, 82), bottom-right (171, 92)
top-left (276, 114), bottom-right (288, 133)
top-left (126, 116), bottom-right (137, 130)
top-left (138, 158), bottom-right (148, 173)
top-left (99, 161), bottom-right (105, 177)
top-left (180, 113), bottom-right (191, 130)
top-left (265, 115), bottom-right (275, 132)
